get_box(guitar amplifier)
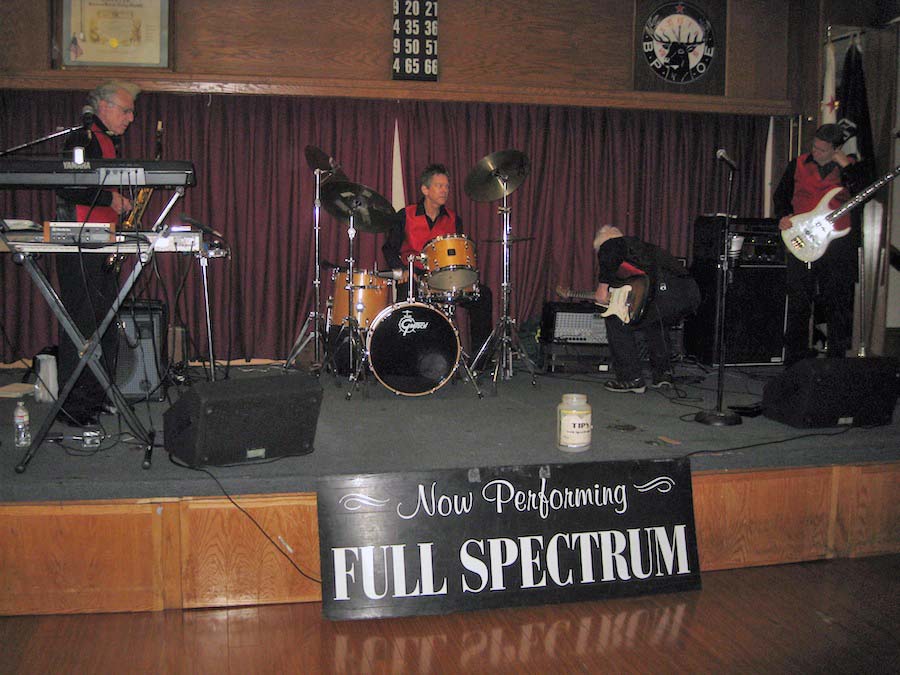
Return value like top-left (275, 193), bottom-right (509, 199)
top-left (691, 215), bottom-right (784, 265)
top-left (540, 302), bottom-right (608, 344)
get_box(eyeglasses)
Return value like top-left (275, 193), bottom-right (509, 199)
top-left (104, 100), bottom-right (135, 115)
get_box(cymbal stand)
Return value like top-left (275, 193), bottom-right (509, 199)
top-left (472, 176), bottom-right (536, 386)
top-left (339, 210), bottom-right (369, 399)
top-left (285, 168), bottom-right (329, 370)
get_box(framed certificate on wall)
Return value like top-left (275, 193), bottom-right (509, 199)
top-left (61, 0), bottom-right (170, 68)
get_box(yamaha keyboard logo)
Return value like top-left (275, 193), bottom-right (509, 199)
top-left (62, 161), bottom-right (90, 170)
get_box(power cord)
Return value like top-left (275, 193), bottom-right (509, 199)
top-left (167, 452), bottom-right (322, 585)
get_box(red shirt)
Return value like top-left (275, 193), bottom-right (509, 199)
top-left (792, 153), bottom-right (852, 231)
top-left (400, 203), bottom-right (458, 271)
top-left (75, 123), bottom-right (119, 224)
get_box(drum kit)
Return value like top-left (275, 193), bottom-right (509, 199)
top-left (284, 145), bottom-right (534, 398)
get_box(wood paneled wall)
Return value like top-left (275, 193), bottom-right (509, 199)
top-left (1, 463), bottom-right (898, 615)
top-left (0, 1), bottom-right (796, 115)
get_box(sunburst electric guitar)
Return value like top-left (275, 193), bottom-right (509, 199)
top-left (782, 164), bottom-right (900, 263)
top-left (556, 274), bottom-right (652, 325)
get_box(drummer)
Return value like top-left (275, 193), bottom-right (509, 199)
top-left (382, 163), bottom-right (493, 359)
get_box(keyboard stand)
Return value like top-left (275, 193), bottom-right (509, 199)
top-left (3, 187), bottom-right (186, 473)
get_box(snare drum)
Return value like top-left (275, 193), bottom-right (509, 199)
top-left (423, 234), bottom-right (479, 292)
top-left (330, 270), bottom-right (391, 330)
top-left (418, 280), bottom-right (480, 305)
top-left (367, 302), bottom-right (460, 396)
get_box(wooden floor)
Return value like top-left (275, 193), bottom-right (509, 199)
top-left (2, 554), bottom-right (898, 673)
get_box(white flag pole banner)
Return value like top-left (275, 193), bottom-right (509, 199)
top-left (821, 40), bottom-right (837, 125)
top-left (391, 120), bottom-right (406, 212)
top-left (317, 458), bottom-right (701, 620)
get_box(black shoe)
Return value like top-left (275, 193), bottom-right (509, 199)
top-left (650, 371), bottom-right (675, 388)
top-left (604, 378), bottom-right (646, 394)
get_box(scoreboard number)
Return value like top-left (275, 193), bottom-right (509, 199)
top-left (392, 0), bottom-right (438, 81)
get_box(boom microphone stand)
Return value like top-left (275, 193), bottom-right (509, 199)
top-left (696, 151), bottom-right (742, 426)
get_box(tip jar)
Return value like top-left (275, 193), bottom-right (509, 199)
top-left (557, 393), bottom-right (592, 452)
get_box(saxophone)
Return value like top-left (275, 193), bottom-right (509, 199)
top-left (105, 121), bottom-right (163, 273)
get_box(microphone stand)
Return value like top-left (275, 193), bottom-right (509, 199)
top-left (695, 164), bottom-right (742, 427)
top-left (0, 124), bottom-right (85, 157)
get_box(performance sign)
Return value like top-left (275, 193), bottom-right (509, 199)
top-left (391, 0), bottom-right (439, 81)
top-left (318, 458), bottom-right (700, 620)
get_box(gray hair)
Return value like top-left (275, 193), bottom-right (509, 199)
top-left (88, 80), bottom-right (141, 109)
top-left (593, 225), bottom-right (624, 251)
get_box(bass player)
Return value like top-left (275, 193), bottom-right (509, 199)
top-left (773, 124), bottom-right (871, 367)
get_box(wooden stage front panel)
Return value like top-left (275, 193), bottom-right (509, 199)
top-left (1, 463), bottom-right (898, 616)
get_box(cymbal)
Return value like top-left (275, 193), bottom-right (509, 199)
top-left (321, 180), bottom-right (396, 233)
top-left (304, 145), bottom-right (348, 182)
top-left (485, 236), bottom-right (535, 244)
top-left (464, 149), bottom-right (530, 202)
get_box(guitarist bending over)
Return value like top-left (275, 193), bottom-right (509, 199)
top-left (592, 225), bottom-right (699, 394)
top-left (773, 124), bottom-right (872, 367)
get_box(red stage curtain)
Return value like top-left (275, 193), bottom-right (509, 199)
top-left (1, 90), bottom-right (767, 363)
top-left (398, 101), bottom-right (769, 328)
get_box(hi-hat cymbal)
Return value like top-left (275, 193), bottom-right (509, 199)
top-left (321, 180), bottom-right (396, 233)
top-left (304, 145), bottom-right (348, 182)
top-left (464, 149), bottom-right (530, 202)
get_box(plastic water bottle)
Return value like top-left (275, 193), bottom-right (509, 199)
top-left (14, 400), bottom-right (31, 449)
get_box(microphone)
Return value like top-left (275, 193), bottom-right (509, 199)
top-left (81, 105), bottom-right (96, 129)
top-left (375, 269), bottom-right (404, 280)
top-left (716, 148), bottom-right (738, 171)
top-left (181, 215), bottom-right (225, 239)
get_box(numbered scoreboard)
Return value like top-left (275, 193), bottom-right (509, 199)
top-left (392, 0), bottom-right (438, 81)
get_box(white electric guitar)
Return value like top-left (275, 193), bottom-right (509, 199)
top-left (782, 164), bottom-right (900, 263)
top-left (555, 274), bottom-right (652, 325)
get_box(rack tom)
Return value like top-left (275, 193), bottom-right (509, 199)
top-left (423, 234), bottom-right (479, 292)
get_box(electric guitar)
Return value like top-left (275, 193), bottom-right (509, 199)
top-left (782, 164), bottom-right (900, 263)
top-left (555, 274), bottom-right (652, 325)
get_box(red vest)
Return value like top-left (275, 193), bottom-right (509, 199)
top-left (400, 204), bottom-right (458, 270)
top-left (792, 153), bottom-right (852, 231)
top-left (75, 124), bottom-right (119, 224)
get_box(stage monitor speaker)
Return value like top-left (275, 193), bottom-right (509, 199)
top-left (763, 357), bottom-right (900, 428)
top-left (164, 372), bottom-right (323, 466)
top-left (684, 264), bottom-right (786, 366)
top-left (115, 300), bottom-right (167, 401)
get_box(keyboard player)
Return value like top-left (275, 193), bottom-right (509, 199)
top-left (55, 80), bottom-right (140, 426)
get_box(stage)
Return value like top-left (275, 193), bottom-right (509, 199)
top-left (1, 360), bottom-right (898, 615)
top-left (1, 359), bottom-right (898, 501)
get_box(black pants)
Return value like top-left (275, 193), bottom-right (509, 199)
top-left (55, 254), bottom-right (119, 416)
top-left (784, 234), bottom-right (857, 366)
top-left (605, 274), bottom-right (700, 382)
top-left (396, 279), bottom-right (493, 355)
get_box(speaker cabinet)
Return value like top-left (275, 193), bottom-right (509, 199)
top-left (763, 357), bottom-right (900, 428)
top-left (684, 264), bottom-right (786, 366)
top-left (163, 373), bottom-right (323, 467)
top-left (115, 301), bottom-right (167, 401)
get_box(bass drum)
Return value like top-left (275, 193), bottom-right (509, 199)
top-left (367, 302), bottom-right (460, 396)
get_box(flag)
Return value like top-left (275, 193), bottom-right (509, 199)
top-left (391, 120), bottom-right (406, 212)
top-left (837, 39), bottom-right (875, 163)
top-left (820, 40), bottom-right (837, 124)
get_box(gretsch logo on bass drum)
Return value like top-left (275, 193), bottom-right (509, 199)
top-left (398, 310), bottom-right (429, 336)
